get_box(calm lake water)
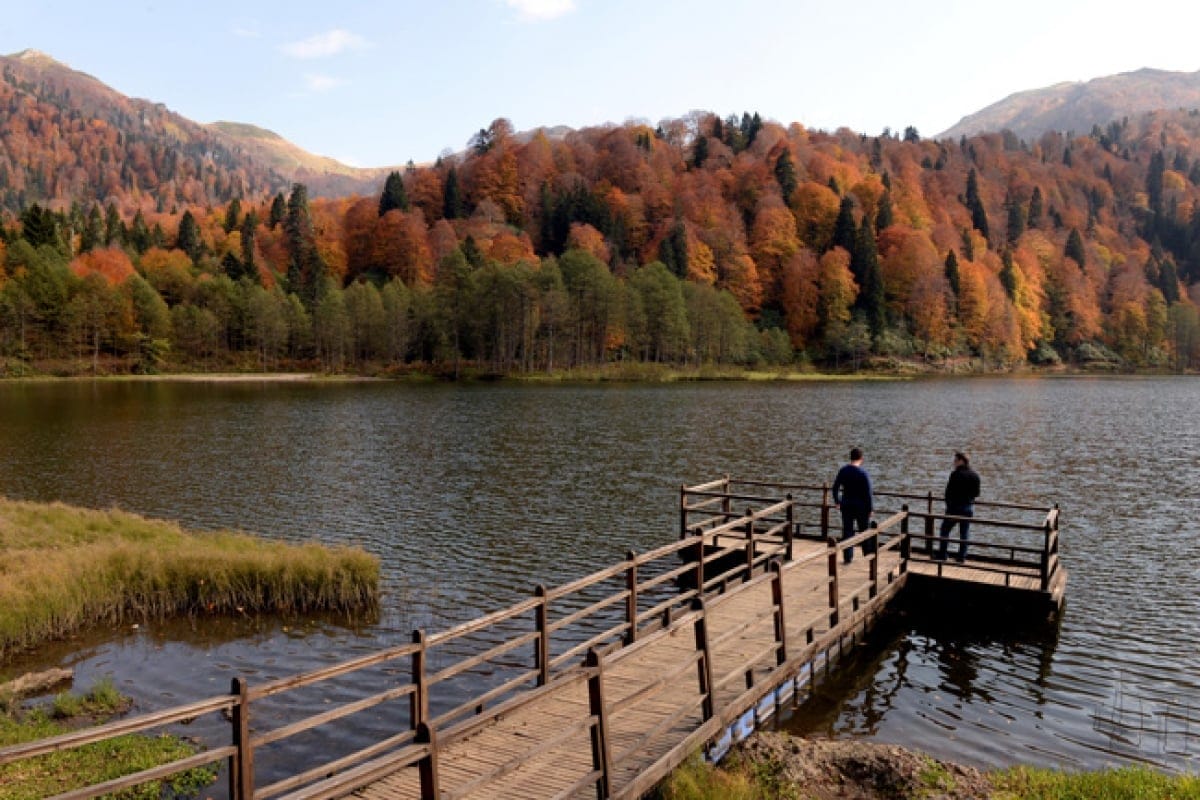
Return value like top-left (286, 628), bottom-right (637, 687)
top-left (1, 377), bottom-right (1198, 780)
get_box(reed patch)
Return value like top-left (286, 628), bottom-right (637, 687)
top-left (0, 498), bottom-right (380, 662)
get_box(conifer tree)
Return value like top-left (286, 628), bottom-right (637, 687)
top-left (223, 197), bottom-right (242, 234)
top-left (1000, 249), bottom-right (1018, 299)
top-left (378, 171), bottom-right (410, 216)
top-left (80, 205), bottom-right (103, 253)
top-left (774, 149), bottom-right (798, 201)
top-left (966, 169), bottom-right (990, 245)
top-left (443, 167), bottom-right (464, 219)
top-left (852, 218), bottom-right (884, 335)
top-left (1005, 190), bottom-right (1025, 244)
top-left (1065, 228), bottom-right (1086, 267)
top-left (104, 203), bottom-right (124, 246)
top-left (875, 191), bottom-right (894, 230)
top-left (1027, 186), bottom-right (1044, 229)
top-left (176, 210), bottom-right (202, 261)
top-left (832, 197), bottom-right (856, 254)
top-left (692, 135), bottom-right (709, 169)
top-left (269, 193), bottom-right (286, 229)
top-left (944, 250), bottom-right (961, 297)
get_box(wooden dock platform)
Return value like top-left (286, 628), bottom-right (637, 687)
top-left (0, 477), bottom-right (1062, 800)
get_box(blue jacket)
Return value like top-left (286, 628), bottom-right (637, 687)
top-left (832, 464), bottom-right (873, 512)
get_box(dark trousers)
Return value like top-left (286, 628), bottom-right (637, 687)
top-left (840, 507), bottom-right (871, 564)
top-left (938, 504), bottom-right (974, 561)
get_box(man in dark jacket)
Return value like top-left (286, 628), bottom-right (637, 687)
top-left (831, 447), bottom-right (873, 564)
top-left (938, 451), bottom-right (981, 562)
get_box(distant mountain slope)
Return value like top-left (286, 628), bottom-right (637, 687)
top-left (939, 68), bottom-right (1200, 141)
top-left (0, 49), bottom-right (386, 213)
top-left (207, 121), bottom-right (395, 197)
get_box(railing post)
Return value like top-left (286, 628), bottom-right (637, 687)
top-left (785, 493), bottom-right (795, 561)
top-left (826, 537), bottom-right (840, 628)
top-left (625, 550), bottom-right (638, 645)
top-left (693, 531), bottom-right (705, 599)
top-left (900, 505), bottom-right (910, 573)
top-left (229, 677), bottom-right (253, 800)
top-left (1040, 520), bottom-right (1052, 591)
top-left (679, 484), bottom-right (688, 539)
top-left (770, 561), bottom-right (788, 665)
top-left (868, 520), bottom-right (879, 599)
top-left (411, 629), bottom-right (428, 729)
top-left (925, 491), bottom-right (935, 556)
top-left (820, 483), bottom-right (831, 539)
top-left (693, 599), bottom-right (715, 721)
top-left (416, 721), bottom-right (440, 800)
top-left (535, 584), bottom-right (550, 686)
top-left (743, 508), bottom-right (755, 581)
top-left (722, 474), bottom-right (731, 521)
top-left (585, 649), bottom-right (613, 800)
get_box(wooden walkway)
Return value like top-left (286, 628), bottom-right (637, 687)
top-left (0, 478), bottom-right (1063, 800)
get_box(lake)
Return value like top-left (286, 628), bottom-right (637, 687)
top-left (1, 376), bottom-right (1197, 780)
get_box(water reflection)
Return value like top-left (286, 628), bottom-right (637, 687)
top-left (1, 377), bottom-right (1199, 774)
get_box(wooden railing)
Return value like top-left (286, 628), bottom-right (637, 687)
top-left (0, 477), bottom-right (1058, 799)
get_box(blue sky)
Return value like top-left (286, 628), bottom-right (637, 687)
top-left (4, 0), bottom-right (1199, 167)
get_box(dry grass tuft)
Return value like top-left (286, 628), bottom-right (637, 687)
top-left (0, 498), bottom-right (379, 662)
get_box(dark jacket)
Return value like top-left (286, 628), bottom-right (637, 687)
top-left (945, 465), bottom-right (980, 508)
top-left (832, 464), bottom-right (873, 512)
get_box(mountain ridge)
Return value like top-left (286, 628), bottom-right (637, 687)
top-left (938, 67), bottom-right (1200, 141)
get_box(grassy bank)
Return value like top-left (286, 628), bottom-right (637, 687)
top-left (0, 498), bottom-right (379, 662)
top-left (659, 736), bottom-right (1200, 799)
top-left (0, 679), bottom-right (215, 800)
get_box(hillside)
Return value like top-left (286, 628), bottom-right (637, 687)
top-left (939, 67), bottom-right (1200, 142)
top-left (2, 56), bottom-right (1200, 376)
top-left (207, 121), bottom-right (394, 197)
top-left (0, 50), bottom-right (385, 215)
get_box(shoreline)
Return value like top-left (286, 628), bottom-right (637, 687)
top-left (0, 363), bottom-right (1188, 385)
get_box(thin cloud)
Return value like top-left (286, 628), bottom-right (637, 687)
top-left (232, 26), bottom-right (261, 39)
top-left (504, 0), bottom-right (577, 21)
top-left (280, 29), bottom-right (369, 59)
top-left (304, 73), bottom-right (345, 92)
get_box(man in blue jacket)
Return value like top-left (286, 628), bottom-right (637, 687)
top-left (831, 447), bottom-right (873, 564)
top-left (937, 451), bottom-right (981, 562)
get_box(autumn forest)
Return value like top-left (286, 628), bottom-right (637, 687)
top-left (3, 56), bottom-right (1200, 376)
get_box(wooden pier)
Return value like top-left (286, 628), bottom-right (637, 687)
top-left (0, 478), bottom-right (1063, 800)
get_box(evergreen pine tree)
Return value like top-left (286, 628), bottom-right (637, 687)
top-left (965, 169), bottom-right (990, 245)
top-left (80, 205), bottom-right (103, 253)
top-left (240, 212), bottom-right (258, 281)
top-left (378, 171), bottom-right (410, 216)
top-left (1000, 249), bottom-right (1018, 299)
top-left (223, 197), bottom-right (242, 234)
top-left (832, 197), bottom-right (857, 253)
top-left (944, 250), bottom-right (961, 297)
top-left (774, 149), bottom-right (798, 201)
top-left (1027, 186), bottom-right (1044, 229)
top-left (443, 167), bottom-right (464, 219)
top-left (129, 211), bottom-right (151, 254)
top-left (104, 203), bottom-right (124, 246)
top-left (19, 204), bottom-right (57, 249)
top-left (176, 210), bottom-right (202, 261)
top-left (875, 191), bottom-right (894, 230)
top-left (1005, 190), bottom-right (1025, 244)
top-left (1147, 150), bottom-right (1165, 213)
top-left (1065, 228), bottom-right (1086, 267)
top-left (852, 218), bottom-right (885, 336)
top-left (691, 135), bottom-right (709, 169)
top-left (269, 193), bottom-right (286, 229)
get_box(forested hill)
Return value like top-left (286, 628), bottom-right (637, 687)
top-left (0, 50), bottom-right (388, 212)
top-left (2, 68), bottom-right (1200, 374)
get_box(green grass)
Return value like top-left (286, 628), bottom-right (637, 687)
top-left (992, 765), bottom-right (1200, 800)
top-left (660, 752), bottom-right (1200, 800)
top-left (0, 497), bottom-right (380, 662)
top-left (0, 680), bottom-right (216, 800)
